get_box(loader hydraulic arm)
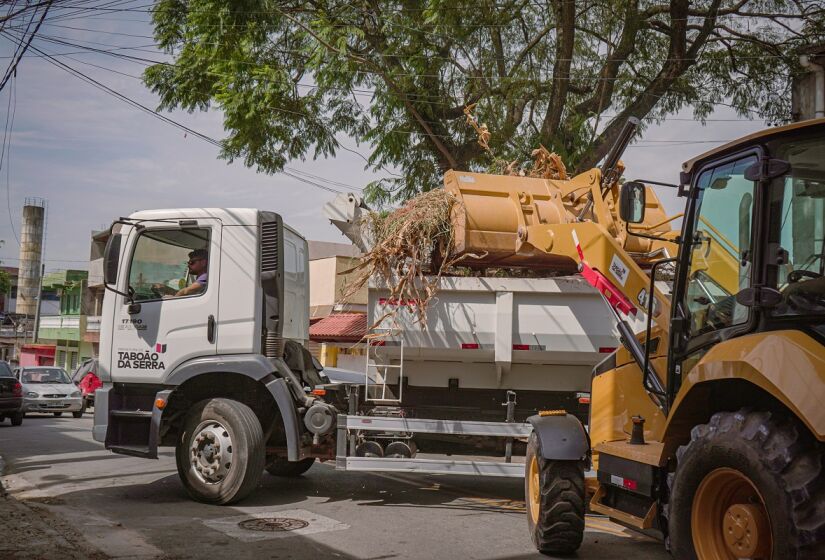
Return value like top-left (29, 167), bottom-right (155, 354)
top-left (443, 165), bottom-right (678, 396)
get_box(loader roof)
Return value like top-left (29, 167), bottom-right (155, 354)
top-left (681, 117), bottom-right (825, 174)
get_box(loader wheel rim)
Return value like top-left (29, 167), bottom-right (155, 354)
top-left (190, 420), bottom-right (233, 485)
top-left (692, 467), bottom-right (771, 560)
top-left (528, 455), bottom-right (540, 523)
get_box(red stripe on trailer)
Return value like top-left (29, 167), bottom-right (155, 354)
top-left (461, 343), bottom-right (480, 350)
top-left (599, 347), bottom-right (617, 353)
top-left (512, 344), bottom-right (530, 350)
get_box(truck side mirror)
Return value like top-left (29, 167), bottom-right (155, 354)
top-left (620, 181), bottom-right (646, 224)
top-left (103, 233), bottom-right (122, 286)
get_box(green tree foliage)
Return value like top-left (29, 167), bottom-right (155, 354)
top-left (146, 0), bottom-right (825, 203)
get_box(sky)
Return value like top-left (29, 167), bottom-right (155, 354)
top-left (0, 2), bottom-right (770, 274)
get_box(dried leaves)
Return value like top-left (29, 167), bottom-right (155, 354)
top-left (341, 189), bottom-right (468, 330)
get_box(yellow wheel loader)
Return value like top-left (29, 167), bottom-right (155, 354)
top-left (444, 118), bottom-right (825, 558)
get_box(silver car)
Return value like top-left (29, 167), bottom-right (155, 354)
top-left (18, 366), bottom-right (83, 418)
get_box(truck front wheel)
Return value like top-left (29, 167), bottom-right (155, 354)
top-left (525, 432), bottom-right (585, 555)
top-left (175, 398), bottom-right (265, 505)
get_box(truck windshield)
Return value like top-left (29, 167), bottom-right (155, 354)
top-left (769, 135), bottom-right (825, 317)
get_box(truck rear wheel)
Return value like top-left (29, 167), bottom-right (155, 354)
top-left (669, 409), bottom-right (825, 559)
top-left (175, 398), bottom-right (265, 505)
top-left (10, 412), bottom-right (22, 426)
top-left (265, 457), bottom-right (315, 477)
top-left (525, 432), bottom-right (585, 555)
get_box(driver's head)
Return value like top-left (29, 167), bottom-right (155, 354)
top-left (187, 249), bottom-right (208, 275)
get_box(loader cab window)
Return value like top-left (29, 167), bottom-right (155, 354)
top-left (683, 155), bottom-right (757, 337)
top-left (127, 228), bottom-right (211, 302)
top-left (768, 135), bottom-right (825, 317)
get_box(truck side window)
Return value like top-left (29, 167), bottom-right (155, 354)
top-left (684, 156), bottom-right (757, 336)
top-left (127, 228), bottom-right (211, 302)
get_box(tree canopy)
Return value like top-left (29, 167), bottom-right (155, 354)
top-left (146, 0), bottom-right (825, 203)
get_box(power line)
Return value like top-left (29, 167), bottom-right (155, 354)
top-left (3, 35), bottom-right (355, 195)
top-left (1, 73), bottom-right (18, 245)
top-left (0, 0), bottom-right (53, 94)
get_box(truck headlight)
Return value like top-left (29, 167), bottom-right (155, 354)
top-left (26, 392), bottom-right (39, 398)
top-left (70, 391), bottom-right (81, 398)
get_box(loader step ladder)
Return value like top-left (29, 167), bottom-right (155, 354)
top-left (365, 331), bottom-right (404, 403)
top-left (335, 414), bottom-right (532, 478)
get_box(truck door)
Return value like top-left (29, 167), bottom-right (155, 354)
top-left (111, 220), bottom-right (221, 384)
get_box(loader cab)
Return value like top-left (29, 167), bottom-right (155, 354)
top-left (665, 121), bottom-right (825, 402)
top-left (617, 120), bottom-right (825, 406)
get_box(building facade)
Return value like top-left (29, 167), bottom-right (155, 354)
top-left (36, 269), bottom-right (92, 372)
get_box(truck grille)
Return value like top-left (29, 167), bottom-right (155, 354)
top-left (261, 221), bottom-right (279, 272)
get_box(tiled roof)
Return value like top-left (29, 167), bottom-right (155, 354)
top-left (308, 313), bottom-right (367, 343)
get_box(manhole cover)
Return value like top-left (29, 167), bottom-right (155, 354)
top-left (238, 517), bottom-right (310, 532)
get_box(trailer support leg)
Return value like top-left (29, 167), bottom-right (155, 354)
top-left (504, 390), bottom-right (517, 463)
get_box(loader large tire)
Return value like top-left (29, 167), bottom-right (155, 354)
top-left (525, 431), bottom-right (585, 555)
top-left (668, 409), bottom-right (825, 560)
top-left (176, 398), bottom-right (265, 505)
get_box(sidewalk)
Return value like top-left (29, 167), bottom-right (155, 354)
top-left (0, 457), bottom-right (108, 560)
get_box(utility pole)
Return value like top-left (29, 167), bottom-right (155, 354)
top-left (32, 263), bottom-right (44, 343)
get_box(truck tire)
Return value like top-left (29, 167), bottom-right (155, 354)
top-left (175, 398), bottom-right (265, 505)
top-left (669, 409), bottom-right (825, 559)
top-left (525, 432), bottom-right (585, 555)
top-left (265, 457), bottom-right (315, 477)
top-left (72, 411), bottom-right (83, 418)
top-left (10, 412), bottom-right (22, 426)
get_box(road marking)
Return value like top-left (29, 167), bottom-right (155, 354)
top-left (204, 509), bottom-right (349, 542)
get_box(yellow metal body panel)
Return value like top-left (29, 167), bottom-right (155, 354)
top-left (593, 440), bottom-right (666, 467)
top-left (444, 168), bottom-right (677, 274)
top-left (590, 485), bottom-right (658, 530)
top-left (589, 358), bottom-right (667, 449)
top-left (666, 330), bottom-right (825, 441)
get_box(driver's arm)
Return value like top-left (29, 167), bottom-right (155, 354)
top-left (174, 282), bottom-right (204, 297)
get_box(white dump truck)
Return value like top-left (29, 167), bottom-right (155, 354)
top-left (92, 207), bottom-right (626, 504)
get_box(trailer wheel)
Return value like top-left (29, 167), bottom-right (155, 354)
top-left (175, 398), bottom-right (265, 505)
top-left (265, 457), bottom-right (315, 477)
top-left (668, 409), bottom-right (825, 559)
top-left (525, 432), bottom-right (585, 555)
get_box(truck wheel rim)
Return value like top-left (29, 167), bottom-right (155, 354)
top-left (691, 467), bottom-right (771, 560)
top-left (528, 455), bottom-right (540, 523)
top-left (190, 420), bottom-right (233, 484)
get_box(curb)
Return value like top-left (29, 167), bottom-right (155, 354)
top-left (0, 455), bottom-right (7, 497)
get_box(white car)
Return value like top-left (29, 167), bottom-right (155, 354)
top-left (18, 366), bottom-right (84, 418)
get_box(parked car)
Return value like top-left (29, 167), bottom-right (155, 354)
top-left (18, 366), bottom-right (83, 418)
top-left (0, 361), bottom-right (23, 426)
top-left (71, 358), bottom-right (100, 413)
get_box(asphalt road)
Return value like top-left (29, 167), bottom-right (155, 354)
top-left (0, 414), bottom-right (669, 560)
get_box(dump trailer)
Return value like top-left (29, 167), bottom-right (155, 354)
top-left (445, 119), bottom-right (825, 558)
top-left (356, 276), bottom-right (627, 456)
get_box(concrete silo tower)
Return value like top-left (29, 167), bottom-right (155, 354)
top-left (16, 198), bottom-right (46, 318)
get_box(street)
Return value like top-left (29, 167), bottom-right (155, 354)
top-left (0, 414), bottom-right (668, 560)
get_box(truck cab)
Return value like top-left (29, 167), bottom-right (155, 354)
top-left (93, 208), bottom-right (336, 504)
